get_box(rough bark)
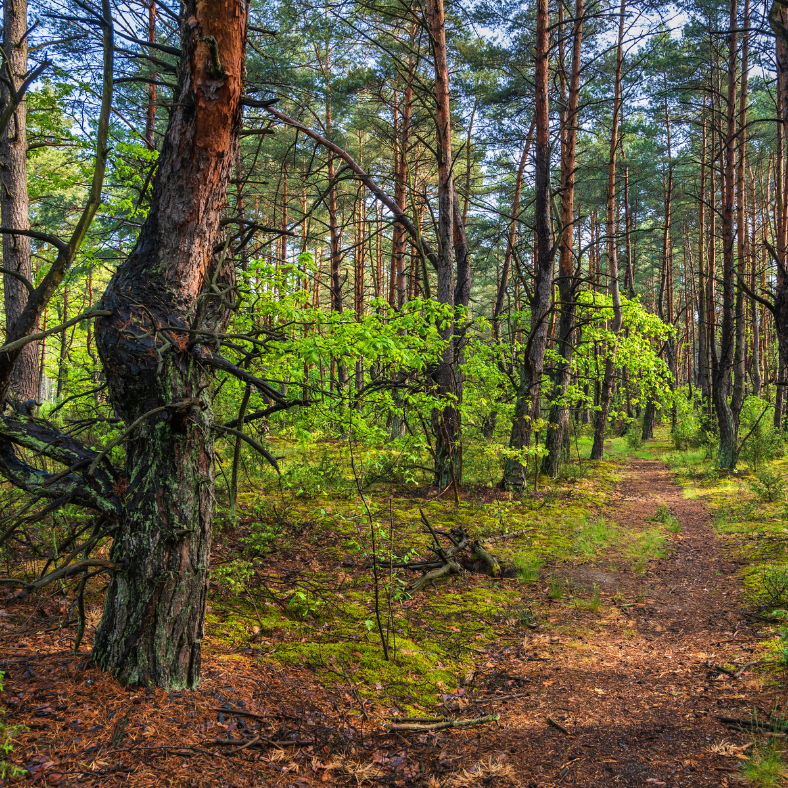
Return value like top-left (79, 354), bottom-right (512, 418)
top-left (697, 111), bottom-right (709, 401)
top-left (503, 0), bottom-right (553, 488)
top-left (92, 0), bottom-right (246, 688)
top-left (145, 0), bottom-right (157, 150)
top-left (1, 0), bottom-right (38, 402)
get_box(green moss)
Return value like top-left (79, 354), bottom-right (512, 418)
top-left (266, 638), bottom-right (461, 709)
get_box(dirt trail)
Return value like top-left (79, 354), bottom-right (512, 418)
top-left (476, 458), bottom-right (772, 787)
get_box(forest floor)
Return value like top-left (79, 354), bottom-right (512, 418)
top-left (1, 445), bottom-right (787, 787)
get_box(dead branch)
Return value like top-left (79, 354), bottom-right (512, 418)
top-left (410, 559), bottom-right (461, 592)
top-left (385, 714), bottom-right (500, 732)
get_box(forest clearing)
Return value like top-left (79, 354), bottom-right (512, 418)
top-left (3, 434), bottom-right (788, 787)
top-left (4, 0), bottom-right (788, 782)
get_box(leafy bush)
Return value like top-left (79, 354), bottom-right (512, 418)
top-left (739, 427), bottom-right (784, 472)
top-left (281, 447), bottom-right (345, 496)
top-left (750, 470), bottom-right (787, 503)
top-left (671, 393), bottom-right (705, 450)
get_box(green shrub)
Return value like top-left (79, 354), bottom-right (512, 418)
top-left (750, 470), bottom-right (787, 503)
top-left (738, 398), bottom-right (782, 471)
top-left (755, 566), bottom-right (788, 612)
top-left (282, 448), bottom-right (345, 496)
top-left (626, 425), bottom-right (643, 450)
top-left (649, 504), bottom-right (681, 533)
top-left (558, 462), bottom-right (589, 483)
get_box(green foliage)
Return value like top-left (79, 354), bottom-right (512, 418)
top-left (626, 425), bottom-right (643, 450)
top-left (0, 672), bottom-right (24, 779)
top-left (750, 471), bottom-right (787, 503)
top-left (515, 556), bottom-right (542, 582)
top-left (649, 504), bottom-right (681, 533)
top-left (558, 462), bottom-right (589, 483)
top-left (750, 566), bottom-right (788, 612)
top-left (281, 446), bottom-right (346, 497)
top-left (574, 517), bottom-right (618, 558)
top-left (740, 736), bottom-right (787, 788)
top-left (574, 583), bottom-right (602, 612)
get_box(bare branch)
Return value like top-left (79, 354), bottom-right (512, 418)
top-left (213, 425), bottom-right (280, 473)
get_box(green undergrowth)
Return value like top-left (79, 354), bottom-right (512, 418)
top-left (203, 434), bottom-right (632, 711)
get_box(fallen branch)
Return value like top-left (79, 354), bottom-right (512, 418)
top-left (735, 660), bottom-right (759, 678)
top-left (546, 717), bottom-right (570, 736)
top-left (405, 512), bottom-right (506, 591)
top-left (718, 716), bottom-right (787, 734)
top-left (208, 736), bottom-right (312, 748)
top-left (385, 714), bottom-right (500, 732)
top-left (706, 660), bottom-right (737, 678)
top-left (410, 559), bottom-right (461, 592)
top-left (472, 540), bottom-right (501, 577)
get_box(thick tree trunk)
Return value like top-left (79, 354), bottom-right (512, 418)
top-left (1, 0), bottom-right (38, 402)
top-left (92, 0), bottom-right (246, 688)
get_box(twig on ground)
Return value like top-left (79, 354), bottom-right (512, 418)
top-left (718, 716), bottom-right (787, 734)
top-left (547, 717), bottom-right (570, 736)
top-left (706, 660), bottom-right (737, 678)
top-left (734, 660), bottom-right (759, 677)
top-left (385, 714), bottom-right (500, 732)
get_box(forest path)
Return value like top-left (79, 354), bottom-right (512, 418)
top-left (480, 458), bottom-right (771, 787)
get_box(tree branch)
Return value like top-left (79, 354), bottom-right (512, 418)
top-left (213, 425), bottom-right (280, 473)
top-left (264, 105), bottom-right (439, 270)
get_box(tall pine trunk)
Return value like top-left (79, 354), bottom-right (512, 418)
top-left (590, 0), bottom-right (625, 461)
top-left (543, 0), bottom-right (584, 476)
top-left (711, 0), bottom-right (739, 469)
top-left (503, 0), bottom-right (553, 487)
top-left (426, 0), bottom-right (462, 488)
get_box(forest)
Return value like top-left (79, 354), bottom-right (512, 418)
top-left (2, 0), bottom-right (788, 782)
